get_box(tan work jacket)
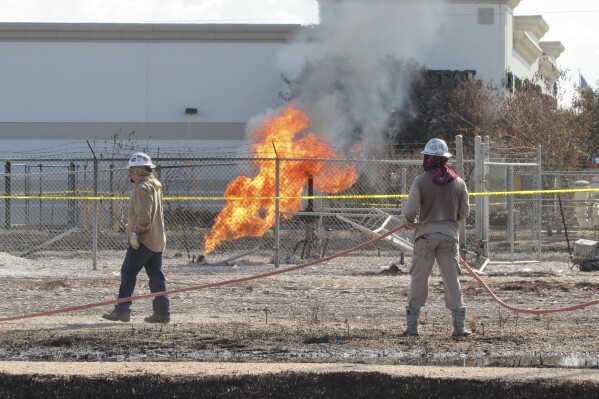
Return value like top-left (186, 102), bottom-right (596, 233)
top-left (403, 171), bottom-right (469, 240)
top-left (127, 176), bottom-right (166, 252)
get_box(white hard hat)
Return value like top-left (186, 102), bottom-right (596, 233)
top-left (128, 152), bottom-right (156, 169)
top-left (421, 138), bottom-right (452, 158)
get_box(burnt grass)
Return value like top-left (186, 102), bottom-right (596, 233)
top-left (2, 322), bottom-right (599, 398)
top-left (3, 254), bottom-right (599, 397)
top-left (1, 373), bottom-right (598, 399)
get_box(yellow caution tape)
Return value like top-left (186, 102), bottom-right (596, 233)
top-left (0, 187), bottom-right (597, 201)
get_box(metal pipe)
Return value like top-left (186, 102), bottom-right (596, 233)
top-left (307, 175), bottom-right (314, 212)
top-left (558, 195), bottom-right (572, 265)
top-left (322, 207), bottom-right (403, 213)
top-left (485, 162), bottom-right (539, 166)
top-left (281, 211), bottom-right (388, 218)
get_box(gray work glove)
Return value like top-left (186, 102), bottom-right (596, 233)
top-left (129, 232), bottom-right (140, 249)
top-left (403, 216), bottom-right (417, 230)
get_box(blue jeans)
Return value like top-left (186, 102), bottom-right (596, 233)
top-left (114, 244), bottom-right (170, 315)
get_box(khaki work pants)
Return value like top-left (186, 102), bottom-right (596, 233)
top-left (407, 232), bottom-right (464, 311)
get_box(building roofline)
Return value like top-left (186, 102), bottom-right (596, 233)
top-left (320, 0), bottom-right (524, 10)
top-left (0, 22), bottom-right (304, 43)
top-left (513, 30), bottom-right (543, 65)
top-left (540, 41), bottom-right (565, 58)
top-left (514, 15), bottom-right (549, 40)
top-left (449, 0), bottom-right (522, 9)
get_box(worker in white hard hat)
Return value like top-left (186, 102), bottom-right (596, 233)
top-left (401, 138), bottom-right (471, 337)
top-left (102, 151), bottom-right (170, 323)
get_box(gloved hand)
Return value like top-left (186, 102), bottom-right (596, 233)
top-left (129, 232), bottom-right (140, 249)
top-left (403, 217), bottom-right (417, 230)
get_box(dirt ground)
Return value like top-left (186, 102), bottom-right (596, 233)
top-left (1, 249), bottom-right (599, 397)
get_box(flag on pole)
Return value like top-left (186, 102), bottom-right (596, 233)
top-left (580, 73), bottom-right (589, 89)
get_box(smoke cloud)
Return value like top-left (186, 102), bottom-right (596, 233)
top-left (257, 0), bottom-right (450, 156)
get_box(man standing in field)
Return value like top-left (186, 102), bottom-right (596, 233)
top-left (102, 151), bottom-right (170, 323)
top-left (402, 138), bottom-right (470, 337)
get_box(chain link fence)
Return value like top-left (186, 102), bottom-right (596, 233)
top-left (539, 171), bottom-right (599, 262)
top-left (0, 157), bottom-right (422, 265)
top-left (478, 141), bottom-right (543, 262)
top-left (0, 136), bottom-right (592, 268)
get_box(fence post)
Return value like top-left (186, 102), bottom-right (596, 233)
top-left (109, 164), bottom-right (117, 230)
top-left (455, 135), bottom-right (466, 258)
top-left (38, 164), bottom-right (43, 228)
top-left (483, 136), bottom-right (490, 259)
top-left (68, 162), bottom-right (76, 227)
top-left (474, 136), bottom-right (485, 257)
top-left (273, 158), bottom-right (280, 268)
top-left (536, 145), bottom-right (542, 261)
top-left (474, 137), bottom-right (481, 254)
top-left (92, 158), bottom-right (98, 270)
top-left (507, 165), bottom-right (515, 262)
top-left (25, 164), bottom-right (30, 226)
top-left (401, 168), bottom-right (407, 211)
top-left (4, 161), bottom-right (11, 230)
top-left (83, 164), bottom-right (89, 231)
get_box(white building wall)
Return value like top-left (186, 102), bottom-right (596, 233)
top-left (1, 42), bottom-right (147, 123)
top-left (0, 41), bottom-right (287, 126)
top-left (426, 3), bottom-right (508, 84)
top-left (0, 34), bottom-right (295, 155)
top-left (510, 47), bottom-right (539, 80)
top-left (0, 3), bottom-right (563, 155)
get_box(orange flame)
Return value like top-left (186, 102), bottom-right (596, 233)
top-left (204, 106), bottom-right (359, 253)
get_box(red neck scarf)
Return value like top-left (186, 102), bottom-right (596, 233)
top-left (423, 155), bottom-right (458, 185)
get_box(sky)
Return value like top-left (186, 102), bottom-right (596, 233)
top-left (1, 0), bottom-right (597, 98)
top-left (513, 0), bottom-right (599, 97)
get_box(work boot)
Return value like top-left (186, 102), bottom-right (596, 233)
top-left (451, 307), bottom-right (472, 337)
top-left (144, 313), bottom-right (170, 324)
top-left (102, 309), bottom-right (131, 322)
top-left (401, 306), bottom-right (420, 337)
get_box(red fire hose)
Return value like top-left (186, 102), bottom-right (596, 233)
top-left (0, 224), bottom-right (598, 322)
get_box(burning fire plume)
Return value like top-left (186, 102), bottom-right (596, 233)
top-left (204, 106), bottom-right (359, 253)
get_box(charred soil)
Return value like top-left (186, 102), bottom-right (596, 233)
top-left (1, 252), bottom-right (599, 397)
